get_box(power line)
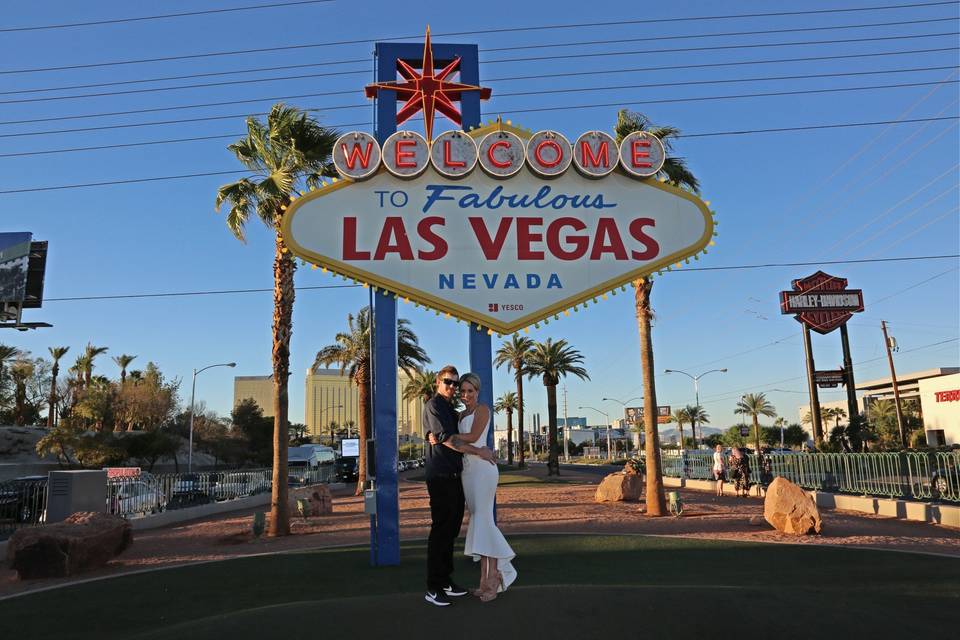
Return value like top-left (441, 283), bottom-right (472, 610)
top-left (671, 254), bottom-right (960, 273)
top-left (1, 1), bottom-right (954, 75)
top-left (6, 63), bottom-right (954, 126)
top-left (3, 77), bottom-right (956, 140)
top-left (0, 1), bottom-right (335, 33)
top-left (4, 18), bottom-right (956, 97)
top-left (3, 116), bottom-right (956, 160)
top-left (38, 255), bottom-right (960, 303)
top-left (4, 31), bottom-right (955, 106)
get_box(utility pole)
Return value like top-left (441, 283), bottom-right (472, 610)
top-left (562, 385), bottom-right (570, 462)
top-left (881, 321), bottom-right (907, 447)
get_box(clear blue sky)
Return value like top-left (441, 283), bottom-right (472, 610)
top-left (2, 1), bottom-right (958, 430)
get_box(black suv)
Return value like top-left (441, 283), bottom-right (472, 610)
top-left (0, 476), bottom-right (48, 524)
top-left (335, 457), bottom-right (358, 483)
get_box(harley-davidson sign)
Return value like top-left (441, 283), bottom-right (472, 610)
top-left (282, 123), bottom-right (714, 334)
top-left (780, 271), bottom-right (864, 335)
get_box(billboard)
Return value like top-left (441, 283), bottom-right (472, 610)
top-left (0, 232), bottom-right (32, 304)
top-left (625, 406), bottom-right (672, 425)
top-left (780, 271), bottom-right (863, 335)
top-left (283, 122), bottom-right (714, 334)
top-left (340, 438), bottom-right (360, 457)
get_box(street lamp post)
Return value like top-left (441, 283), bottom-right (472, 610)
top-left (602, 396), bottom-right (641, 455)
top-left (579, 405), bottom-right (612, 461)
top-left (664, 368), bottom-right (728, 448)
top-left (188, 361), bottom-right (236, 472)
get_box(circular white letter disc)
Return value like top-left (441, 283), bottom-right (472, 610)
top-left (526, 130), bottom-right (572, 178)
top-left (478, 131), bottom-right (526, 178)
top-left (382, 131), bottom-right (430, 178)
top-left (573, 131), bottom-right (618, 178)
top-left (619, 131), bottom-right (666, 178)
top-left (333, 131), bottom-right (381, 180)
top-left (430, 130), bottom-right (478, 178)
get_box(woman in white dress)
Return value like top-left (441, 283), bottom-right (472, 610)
top-left (456, 372), bottom-right (518, 601)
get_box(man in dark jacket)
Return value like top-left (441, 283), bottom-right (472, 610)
top-left (423, 365), bottom-right (495, 607)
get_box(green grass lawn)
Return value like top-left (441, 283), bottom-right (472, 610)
top-left (2, 535), bottom-right (957, 640)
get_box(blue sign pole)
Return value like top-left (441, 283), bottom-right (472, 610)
top-left (370, 39), bottom-right (487, 566)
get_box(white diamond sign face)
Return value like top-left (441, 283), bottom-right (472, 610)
top-left (283, 127), bottom-right (713, 334)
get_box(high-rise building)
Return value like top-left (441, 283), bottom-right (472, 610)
top-left (305, 368), bottom-right (426, 442)
top-left (233, 375), bottom-right (273, 415)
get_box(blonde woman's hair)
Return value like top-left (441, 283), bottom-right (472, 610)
top-left (459, 372), bottom-right (482, 392)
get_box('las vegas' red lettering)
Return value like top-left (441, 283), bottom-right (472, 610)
top-left (590, 218), bottom-right (628, 260)
top-left (417, 217), bottom-right (447, 260)
top-left (546, 217), bottom-right (588, 260)
top-left (342, 217), bottom-right (370, 260)
top-left (629, 218), bottom-right (659, 260)
top-left (517, 218), bottom-right (544, 260)
top-left (469, 217), bottom-right (513, 259)
top-left (373, 217), bottom-right (414, 260)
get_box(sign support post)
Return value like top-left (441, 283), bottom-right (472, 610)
top-left (802, 324), bottom-right (824, 446)
top-left (839, 323), bottom-right (859, 425)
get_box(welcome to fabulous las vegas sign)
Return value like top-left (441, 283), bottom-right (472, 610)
top-left (282, 29), bottom-right (716, 335)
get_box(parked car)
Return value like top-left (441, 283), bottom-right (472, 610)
top-left (0, 476), bottom-right (47, 524)
top-left (211, 473), bottom-right (259, 500)
top-left (109, 480), bottom-right (167, 516)
top-left (168, 473), bottom-right (213, 510)
top-left (335, 457), bottom-right (359, 483)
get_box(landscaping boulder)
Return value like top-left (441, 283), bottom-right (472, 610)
top-left (763, 477), bottom-right (822, 535)
top-left (6, 511), bottom-right (132, 579)
top-left (289, 485), bottom-right (333, 517)
top-left (595, 472), bottom-right (642, 502)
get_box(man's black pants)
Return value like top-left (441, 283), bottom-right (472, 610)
top-left (426, 475), bottom-right (465, 591)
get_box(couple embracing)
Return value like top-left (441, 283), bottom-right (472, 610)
top-left (423, 365), bottom-right (517, 607)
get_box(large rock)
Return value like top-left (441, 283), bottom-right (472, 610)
top-left (289, 485), bottom-right (333, 517)
top-left (595, 472), bottom-right (642, 502)
top-left (763, 477), bottom-right (822, 535)
top-left (6, 511), bottom-right (133, 579)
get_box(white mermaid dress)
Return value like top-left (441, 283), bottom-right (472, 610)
top-left (460, 412), bottom-right (517, 591)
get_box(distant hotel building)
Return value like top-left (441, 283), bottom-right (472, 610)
top-left (234, 369), bottom-right (427, 442)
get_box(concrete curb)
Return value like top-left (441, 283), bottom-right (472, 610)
top-left (665, 476), bottom-right (959, 529)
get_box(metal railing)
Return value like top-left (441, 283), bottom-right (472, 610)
top-left (653, 450), bottom-right (960, 503)
top-left (0, 477), bottom-right (47, 539)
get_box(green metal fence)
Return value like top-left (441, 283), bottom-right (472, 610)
top-left (654, 450), bottom-right (960, 503)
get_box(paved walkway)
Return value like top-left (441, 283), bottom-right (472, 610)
top-left (3, 465), bottom-right (959, 597)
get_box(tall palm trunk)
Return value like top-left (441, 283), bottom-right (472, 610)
top-left (14, 379), bottom-right (26, 426)
top-left (355, 364), bottom-right (370, 496)
top-left (753, 415), bottom-right (761, 455)
top-left (678, 421), bottom-right (685, 450)
top-left (636, 277), bottom-right (666, 516)
top-left (269, 213), bottom-right (295, 537)
top-left (506, 408), bottom-right (514, 466)
top-left (48, 363), bottom-right (59, 428)
top-left (516, 371), bottom-right (526, 469)
top-left (546, 381), bottom-right (559, 476)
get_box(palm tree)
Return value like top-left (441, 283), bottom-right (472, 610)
top-left (0, 343), bottom-right (19, 383)
top-left (615, 109), bottom-right (700, 517)
top-left (668, 407), bottom-right (690, 450)
top-left (402, 369), bottom-right (437, 405)
top-left (216, 103), bottom-right (338, 536)
top-left (10, 359), bottom-right (34, 425)
top-left (47, 346), bottom-right (69, 427)
top-left (685, 404), bottom-right (710, 447)
top-left (823, 407), bottom-right (850, 451)
top-left (524, 339), bottom-right (589, 476)
top-left (82, 343), bottom-right (108, 387)
top-left (314, 307), bottom-right (429, 494)
top-left (494, 391), bottom-right (520, 465)
top-left (112, 354), bottom-right (137, 383)
top-left (494, 335), bottom-right (535, 468)
top-left (735, 393), bottom-right (777, 454)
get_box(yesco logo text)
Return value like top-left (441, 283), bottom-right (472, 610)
top-left (332, 129), bottom-right (666, 181)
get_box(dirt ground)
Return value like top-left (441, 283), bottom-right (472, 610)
top-left (3, 465), bottom-right (959, 597)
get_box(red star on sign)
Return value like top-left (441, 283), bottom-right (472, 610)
top-left (365, 26), bottom-right (492, 143)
